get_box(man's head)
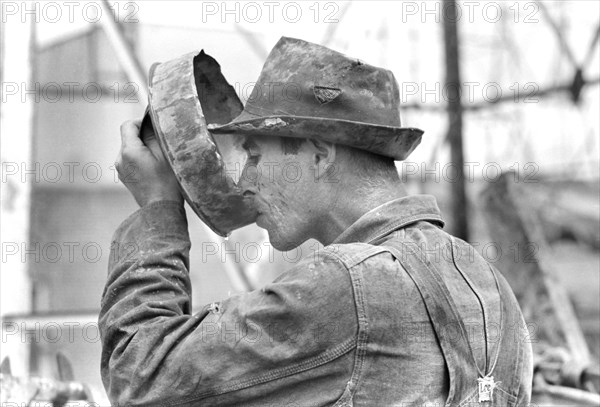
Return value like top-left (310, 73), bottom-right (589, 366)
top-left (239, 134), bottom-right (401, 251)
top-left (207, 37), bottom-right (421, 246)
top-left (145, 37), bottom-right (422, 238)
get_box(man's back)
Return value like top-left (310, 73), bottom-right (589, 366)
top-left (327, 195), bottom-right (533, 406)
top-left (99, 195), bottom-right (532, 406)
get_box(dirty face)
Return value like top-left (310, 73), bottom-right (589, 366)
top-left (238, 135), bottom-right (319, 251)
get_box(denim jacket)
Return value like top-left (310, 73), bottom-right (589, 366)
top-left (99, 195), bottom-right (533, 406)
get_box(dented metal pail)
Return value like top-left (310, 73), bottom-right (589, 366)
top-left (145, 50), bottom-right (257, 237)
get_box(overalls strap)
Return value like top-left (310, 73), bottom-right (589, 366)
top-left (382, 239), bottom-right (506, 405)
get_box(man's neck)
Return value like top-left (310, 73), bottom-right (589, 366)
top-left (315, 182), bottom-right (408, 246)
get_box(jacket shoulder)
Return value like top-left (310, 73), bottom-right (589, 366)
top-left (324, 242), bottom-right (395, 269)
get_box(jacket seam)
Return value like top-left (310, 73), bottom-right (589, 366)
top-left (382, 239), bottom-right (463, 403)
top-left (496, 385), bottom-right (518, 405)
top-left (450, 237), bottom-right (492, 374)
top-left (512, 320), bottom-right (524, 398)
top-left (327, 248), bottom-right (372, 401)
top-left (496, 265), bottom-right (524, 399)
top-left (162, 337), bottom-right (357, 406)
top-left (365, 215), bottom-right (444, 244)
top-left (331, 245), bottom-right (389, 269)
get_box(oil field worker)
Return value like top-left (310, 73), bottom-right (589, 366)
top-left (99, 37), bottom-right (533, 406)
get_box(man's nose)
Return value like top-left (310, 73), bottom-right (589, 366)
top-left (238, 171), bottom-right (259, 197)
top-left (238, 164), bottom-right (260, 189)
top-left (242, 189), bottom-right (257, 198)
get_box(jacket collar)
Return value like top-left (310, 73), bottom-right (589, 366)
top-left (332, 195), bottom-right (445, 245)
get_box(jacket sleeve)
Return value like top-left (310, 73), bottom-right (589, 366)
top-left (98, 201), bottom-right (357, 406)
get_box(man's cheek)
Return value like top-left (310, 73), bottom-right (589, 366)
top-left (256, 179), bottom-right (272, 195)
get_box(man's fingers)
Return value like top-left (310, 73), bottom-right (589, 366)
top-left (145, 134), bottom-right (165, 161)
top-left (140, 113), bottom-right (157, 144)
top-left (139, 116), bottom-right (168, 161)
top-left (120, 120), bottom-right (144, 148)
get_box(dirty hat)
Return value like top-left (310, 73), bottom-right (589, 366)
top-left (208, 36), bottom-right (423, 160)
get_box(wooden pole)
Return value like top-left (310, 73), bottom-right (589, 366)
top-left (442, 0), bottom-right (468, 240)
top-left (99, 0), bottom-right (148, 101)
top-left (481, 174), bottom-right (591, 366)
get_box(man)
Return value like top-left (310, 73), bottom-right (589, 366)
top-left (100, 37), bottom-right (533, 406)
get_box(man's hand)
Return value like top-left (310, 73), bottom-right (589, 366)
top-left (116, 119), bottom-right (184, 207)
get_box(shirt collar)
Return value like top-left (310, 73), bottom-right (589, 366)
top-left (332, 195), bottom-right (445, 245)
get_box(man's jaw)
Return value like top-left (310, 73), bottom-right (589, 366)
top-left (255, 212), bottom-right (266, 228)
top-left (256, 213), bottom-right (300, 252)
top-left (251, 200), bottom-right (308, 251)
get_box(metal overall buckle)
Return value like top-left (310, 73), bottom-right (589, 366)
top-left (477, 375), bottom-right (498, 402)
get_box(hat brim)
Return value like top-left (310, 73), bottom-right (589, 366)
top-left (208, 116), bottom-right (423, 161)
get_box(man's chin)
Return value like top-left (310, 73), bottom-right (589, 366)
top-left (256, 215), bottom-right (306, 251)
top-left (265, 230), bottom-right (304, 252)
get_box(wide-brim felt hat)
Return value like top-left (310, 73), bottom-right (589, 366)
top-left (208, 36), bottom-right (423, 160)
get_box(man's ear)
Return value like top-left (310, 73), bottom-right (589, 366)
top-left (306, 138), bottom-right (336, 181)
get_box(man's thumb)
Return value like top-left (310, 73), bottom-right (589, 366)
top-left (140, 113), bottom-right (166, 161)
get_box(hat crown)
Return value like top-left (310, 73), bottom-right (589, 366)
top-left (244, 37), bottom-right (401, 127)
top-left (208, 37), bottom-right (423, 161)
